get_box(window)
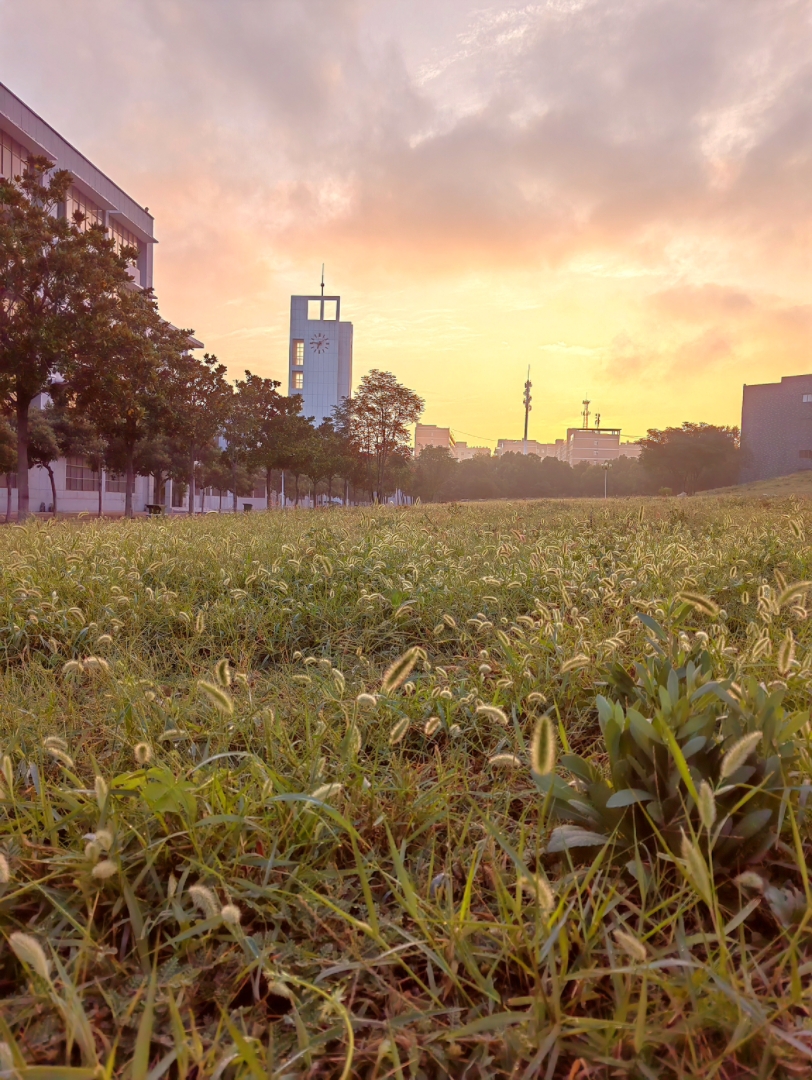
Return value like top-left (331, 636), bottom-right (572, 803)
top-left (106, 473), bottom-right (127, 493)
top-left (307, 299), bottom-right (321, 320)
top-left (800, 450), bottom-right (812, 459)
top-left (0, 130), bottom-right (29, 180)
top-left (110, 218), bottom-right (140, 258)
top-left (803, 394), bottom-right (812, 403)
top-left (66, 457), bottom-right (99, 492)
top-left (293, 371), bottom-right (304, 390)
top-left (66, 186), bottom-right (104, 232)
top-left (323, 299), bottom-right (337, 321)
top-left (292, 339), bottom-right (304, 366)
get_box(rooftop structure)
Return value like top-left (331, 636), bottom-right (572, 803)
top-left (495, 439), bottom-right (558, 458)
top-left (741, 374), bottom-right (812, 482)
top-left (288, 291), bottom-right (353, 425)
top-left (452, 442), bottom-right (491, 461)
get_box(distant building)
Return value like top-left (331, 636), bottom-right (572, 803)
top-left (415, 424), bottom-right (454, 455)
top-left (495, 439), bottom-right (558, 458)
top-left (741, 374), bottom-right (812, 482)
top-left (288, 294), bottom-right (353, 425)
top-left (565, 427), bottom-right (641, 465)
top-left (453, 442), bottom-right (491, 461)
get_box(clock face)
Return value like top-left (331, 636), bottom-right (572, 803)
top-left (310, 333), bottom-right (330, 354)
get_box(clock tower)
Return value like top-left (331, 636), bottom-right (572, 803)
top-left (288, 292), bottom-right (353, 425)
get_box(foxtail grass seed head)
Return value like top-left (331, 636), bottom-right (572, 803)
top-left (449, 723), bottom-right (462, 738)
top-left (0, 853), bottom-right (9, 884)
top-left (198, 679), bottom-right (234, 715)
top-left (720, 731), bottom-right (762, 780)
top-left (476, 704), bottom-right (509, 726)
top-left (520, 874), bottom-right (554, 910)
top-left (310, 782), bottom-right (344, 802)
top-left (43, 735), bottom-right (68, 751)
top-left (389, 716), bottom-right (410, 745)
top-left (85, 841), bottom-right (101, 863)
top-left (221, 903), bottom-right (242, 926)
top-left (92, 859), bottom-right (118, 880)
top-left (697, 781), bottom-right (717, 831)
top-left (9, 932), bottom-right (51, 982)
top-left (735, 871), bottom-right (765, 891)
top-left (62, 659), bottom-right (84, 676)
top-left (526, 691), bottom-right (547, 705)
top-left (134, 742), bottom-right (153, 766)
top-left (46, 747), bottom-right (74, 769)
top-left (424, 716), bottom-right (441, 737)
top-left (381, 646), bottom-right (421, 693)
top-left (613, 928), bottom-right (647, 964)
top-left (561, 654), bottom-right (590, 674)
top-left (94, 775), bottom-right (108, 811)
top-left (403, 680), bottom-right (415, 696)
top-left (195, 611), bottom-right (206, 634)
top-left (95, 828), bottom-right (113, 851)
top-left (680, 831), bottom-right (713, 904)
top-left (489, 753), bottom-right (523, 769)
top-left (167, 873), bottom-right (178, 900)
top-left (531, 715), bottom-right (556, 776)
top-left (777, 631), bottom-right (795, 676)
top-left (677, 591), bottom-right (720, 618)
top-left (189, 883), bottom-right (220, 920)
top-left (1, 755), bottom-right (12, 793)
top-left (83, 656), bottom-right (110, 674)
top-left (215, 658), bottom-right (232, 687)
top-left (356, 692), bottom-right (378, 709)
top-left (96, 634), bottom-right (113, 647)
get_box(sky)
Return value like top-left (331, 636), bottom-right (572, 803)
top-left (1, 0), bottom-right (810, 447)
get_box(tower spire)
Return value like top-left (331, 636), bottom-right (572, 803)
top-left (320, 263), bottom-right (325, 298)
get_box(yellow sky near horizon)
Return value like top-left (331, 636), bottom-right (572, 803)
top-left (1, 0), bottom-right (809, 447)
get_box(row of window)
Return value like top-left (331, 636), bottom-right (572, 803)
top-left (66, 458), bottom-right (126, 492)
top-left (1, 129), bottom-right (30, 181)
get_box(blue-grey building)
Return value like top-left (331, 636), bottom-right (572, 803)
top-left (288, 294), bottom-right (353, 425)
top-left (741, 374), bottom-right (812, 482)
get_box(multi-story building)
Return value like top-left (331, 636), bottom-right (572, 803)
top-left (415, 424), bottom-right (454, 455)
top-left (564, 427), bottom-right (640, 465)
top-left (741, 374), bottom-right (812, 482)
top-left (1, 82), bottom-right (268, 516)
top-left (288, 294), bottom-right (353, 425)
top-left (495, 439), bottom-right (558, 458)
top-left (452, 442), bottom-right (490, 461)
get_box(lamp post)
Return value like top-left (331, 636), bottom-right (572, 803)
top-left (602, 461), bottom-right (609, 499)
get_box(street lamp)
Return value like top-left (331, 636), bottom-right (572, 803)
top-left (601, 461), bottom-right (610, 499)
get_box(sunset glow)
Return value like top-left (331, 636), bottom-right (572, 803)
top-left (2, 0), bottom-right (809, 447)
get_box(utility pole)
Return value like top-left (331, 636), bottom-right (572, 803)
top-left (523, 367), bottom-right (532, 455)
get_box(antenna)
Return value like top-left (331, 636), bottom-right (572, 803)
top-left (320, 263), bottom-right (325, 298)
top-left (522, 366), bottom-right (532, 452)
top-left (595, 412), bottom-right (601, 428)
top-left (582, 398), bottom-right (590, 429)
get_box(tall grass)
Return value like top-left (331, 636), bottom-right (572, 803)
top-left (1, 498), bottom-right (811, 1078)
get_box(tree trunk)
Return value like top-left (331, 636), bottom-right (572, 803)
top-left (5, 475), bottom-right (12, 523)
top-left (200, 482), bottom-right (205, 513)
top-left (124, 449), bottom-right (135, 518)
top-left (266, 467), bottom-right (272, 509)
top-left (15, 394), bottom-right (31, 521)
top-left (232, 462), bottom-right (238, 513)
top-left (294, 474), bottom-right (300, 506)
top-left (189, 457), bottom-right (195, 516)
top-left (281, 470), bottom-right (286, 508)
top-left (45, 465), bottom-right (57, 517)
top-left (98, 471), bottom-right (103, 517)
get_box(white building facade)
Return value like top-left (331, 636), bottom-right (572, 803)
top-left (288, 295), bottom-right (353, 425)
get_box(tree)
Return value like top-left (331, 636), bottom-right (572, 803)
top-left (0, 158), bottom-right (137, 518)
top-left (640, 423), bottom-right (740, 494)
top-left (409, 446), bottom-right (458, 502)
top-left (58, 287), bottom-right (194, 516)
top-left (238, 374), bottom-right (306, 506)
top-left (164, 352), bottom-right (233, 514)
top-left (27, 409), bottom-right (60, 515)
top-left (0, 412), bottom-right (16, 521)
top-left (48, 404), bottom-right (108, 516)
top-left (335, 370), bottom-right (424, 501)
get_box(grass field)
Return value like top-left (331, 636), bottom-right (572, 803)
top-left (2, 498), bottom-right (812, 1079)
top-left (705, 471), bottom-right (812, 498)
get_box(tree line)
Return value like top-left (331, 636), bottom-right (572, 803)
top-left (1, 158), bottom-right (424, 518)
top-left (410, 422), bottom-right (741, 502)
